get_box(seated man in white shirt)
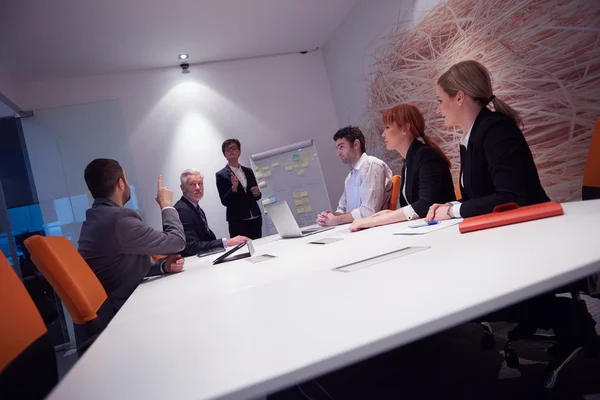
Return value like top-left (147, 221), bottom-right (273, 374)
top-left (317, 126), bottom-right (393, 227)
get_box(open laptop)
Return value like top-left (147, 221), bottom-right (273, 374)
top-left (265, 201), bottom-right (334, 238)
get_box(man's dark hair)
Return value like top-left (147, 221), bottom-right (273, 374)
top-left (84, 158), bottom-right (125, 199)
top-left (222, 139), bottom-right (241, 155)
top-left (333, 126), bottom-right (366, 153)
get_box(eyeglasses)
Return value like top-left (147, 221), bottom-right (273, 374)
top-left (224, 146), bottom-right (239, 152)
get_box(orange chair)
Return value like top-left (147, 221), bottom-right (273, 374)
top-left (388, 175), bottom-right (401, 210)
top-left (583, 118), bottom-right (600, 200)
top-left (0, 251), bottom-right (58, 399)
top-left (152, 254), bottom-right (165, 261)
top-left (24, 235), bottom-right (114, 354)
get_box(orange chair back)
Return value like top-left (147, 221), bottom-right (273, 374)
top-left (0, 252), bottom-right (47, 373)
top-left (388, 175), bottom-right (401, 210)
top-left (24, 236), bottom-right (108, 325)
top-left (151, 254), bottom-right (165, 261)
top-left (455, 173), bottom-right (462, 201)
top-left (583, 119), bottom-right (600, 190)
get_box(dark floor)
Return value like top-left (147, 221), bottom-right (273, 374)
top-left (55, 347), bottom-right (78, 380)
top-left (271, 295), bottom-right (600, 400)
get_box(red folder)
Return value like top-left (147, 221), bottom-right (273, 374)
top-left (458, 201), bottom-right (564, 234)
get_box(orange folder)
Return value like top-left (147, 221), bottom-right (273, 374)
top-left (458, 201), bottom-right (564, 234)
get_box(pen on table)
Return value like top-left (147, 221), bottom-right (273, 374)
top-left (408, 221), bottom-right (439, 229)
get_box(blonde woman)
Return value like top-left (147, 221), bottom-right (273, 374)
top-left (426, 60), bottom-right (598, 375)
top-left (426, 60), bottom-right (548, 222)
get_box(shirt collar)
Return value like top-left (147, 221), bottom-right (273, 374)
top-left (182, 195), bottom-right (199, 208)
top-left (92, 198), bottom-right (120, 208)
top-left (352, 152), bottom-right (368, 171)
top-left (462, 122), bottom-right (475, 148)
top-left (228, 164), bottom-right (242, 171)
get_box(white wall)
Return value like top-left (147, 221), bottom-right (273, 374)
top-left (18, 51), bottom-right (344, 238)
top-left (323, 0), bottom-right (440, 127)
top-left (0, 65), bottom-right (21, 112)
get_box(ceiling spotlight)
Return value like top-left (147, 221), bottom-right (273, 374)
top-left (178, 53), bottom-right (189, 60)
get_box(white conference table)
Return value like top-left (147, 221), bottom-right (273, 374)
top-left (48, 200), bottom-right (600, 400)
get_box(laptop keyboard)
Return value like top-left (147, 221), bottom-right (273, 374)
top-left (301, 227), bottom-right (321, 234)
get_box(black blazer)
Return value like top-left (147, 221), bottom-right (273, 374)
top-left (174, 197), bottom-right (223, 257)
top-left (399, 140), bottom-right (456, 217)
top-left (216, 164), bottom-right (262, 222)
top-left (459, 107), bottom-right (549, 218)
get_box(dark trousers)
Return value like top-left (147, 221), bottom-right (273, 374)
top-left (228, 216), bottom-right (262, 239)
top-left (482, 293), bottom-right (595, 346)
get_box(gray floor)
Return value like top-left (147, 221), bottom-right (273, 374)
top-left (55, 348), bottom-right (78, 380)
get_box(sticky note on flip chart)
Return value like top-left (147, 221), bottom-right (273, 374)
top-left (255, 171), bottom-right (263, 179)
top-left (271, 162), bottom-right (279, 167)
top-left (263, 170), bottom-right (272, 177)
top-left (297, 207), bottom-right (306, 214)
top-left (285, 164), bottom-right (293, 171)
top-left (262, 196), bottom-right (277, 206)
top-left (297, 169), bottom-right (304, 176)
top-left (294, 199), bottom-right (303, 206)
top-left (305, 206), bottom-right (313, 213)
top-left (301, 161), bottom-right (309, 168)
top-left (292, 154), bottom-right (301, 162)
top-left (300, 191), bottom-right (308, 197)
top-left (302, 198), bottom-right (311, 205)
top-left (258, 181), bottom-right (266, 188)
top-left (293, 163), bottom-right (301, 169)
top-left (293, 191), bottom-right (302, 198)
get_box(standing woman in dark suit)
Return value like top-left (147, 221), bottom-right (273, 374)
top-left (349, 104), bottom-right (455, 231)
top-left (426, 60), bottom-right (597, 373)
top-left (216, 139), bottom-right (263, 239)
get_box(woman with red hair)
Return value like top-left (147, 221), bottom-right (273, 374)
top-left (349, 104), bottom-right (455, 231)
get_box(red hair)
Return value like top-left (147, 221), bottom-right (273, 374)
top-left (383, 104), bottom-right (451, 168)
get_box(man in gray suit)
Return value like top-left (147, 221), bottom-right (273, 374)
top-left (79, 158), bottom-right (186, 312)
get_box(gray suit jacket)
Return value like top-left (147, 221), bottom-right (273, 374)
top-left (78, 198), bottom-right (185, 311)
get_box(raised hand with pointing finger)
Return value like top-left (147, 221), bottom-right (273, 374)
top-left (155, 175), bottom-right (174, 209)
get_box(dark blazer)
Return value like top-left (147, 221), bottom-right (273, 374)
top-left (174, 196), bottom-right (224, 257)
top-left (216, 164), bottom-right (262, 221)
top-left (399, 140), bottom-right (456, 217)
top-left (78, 199), bottom-right (185, 311)
top-left (459, 107), bottom-right (549, 218)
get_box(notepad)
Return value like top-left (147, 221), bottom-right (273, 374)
top-left (393, 219), bottom-right (462, 235)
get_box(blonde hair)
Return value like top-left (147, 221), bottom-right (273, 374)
top-left (437, 60), bottom-right (522, 127)
top-left (383, 104), bottom-right (451, 168)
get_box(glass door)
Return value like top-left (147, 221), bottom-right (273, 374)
top-left (0, 115), bottom-right (71, 350)
top-left (18, 99), bottom-right (145, 349)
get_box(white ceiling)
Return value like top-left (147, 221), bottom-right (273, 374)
top-left (0, 0), bottom-right (357, 82)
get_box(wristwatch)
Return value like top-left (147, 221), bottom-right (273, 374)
top-left (446, 203), bottom-right (454, 219)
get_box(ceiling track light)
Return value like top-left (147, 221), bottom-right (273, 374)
top-left (178, 53), bottom-right (189, 60)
